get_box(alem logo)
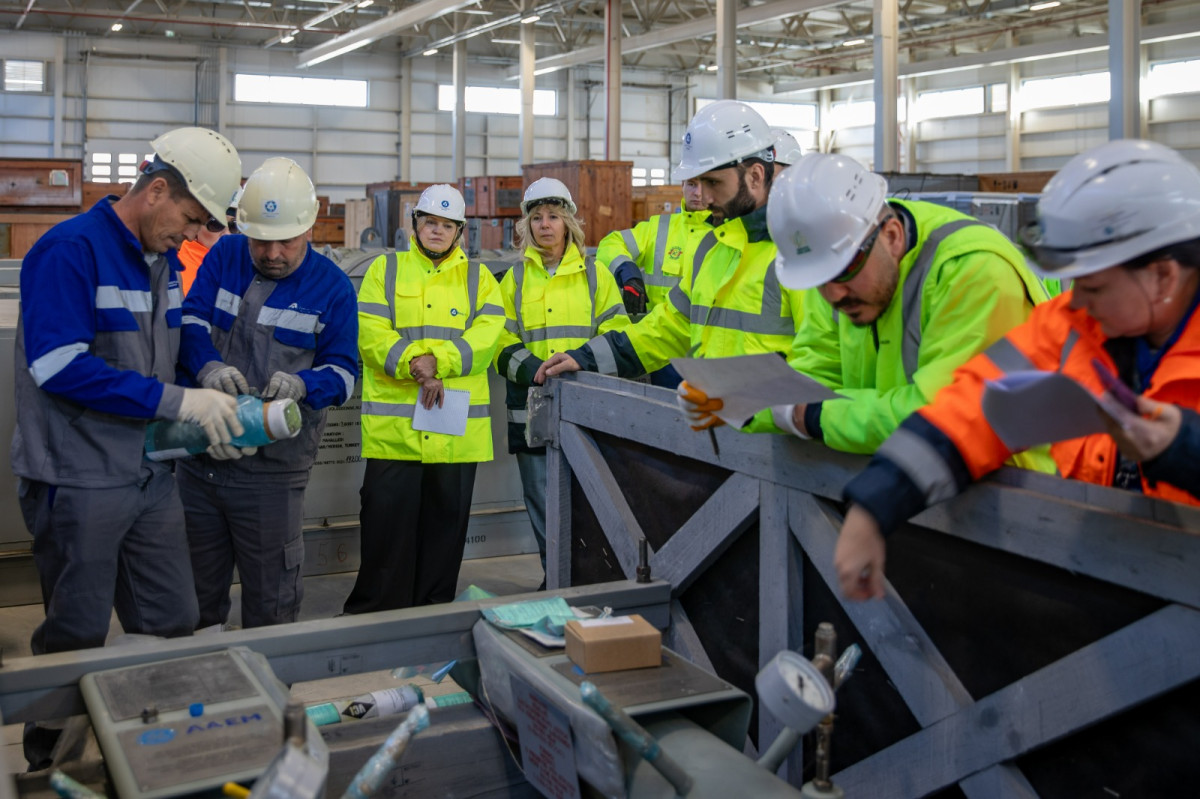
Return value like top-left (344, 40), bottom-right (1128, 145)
top-left (185, 712), bottom-right (265, 734)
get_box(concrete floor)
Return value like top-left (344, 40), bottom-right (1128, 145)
top-left (0, 553), bottom-right (544, 780)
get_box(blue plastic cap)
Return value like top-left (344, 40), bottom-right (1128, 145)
top-left (188, 703), bottom-right (204, 717)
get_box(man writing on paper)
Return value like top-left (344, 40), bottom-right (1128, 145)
top-left (344, 184), bottom-right (504, 612)
top-left (834, 139), bottom-right (1200, 601)
top-left (678, 152), bottom-right (1051, 462)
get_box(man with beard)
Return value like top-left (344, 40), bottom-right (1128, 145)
top-left (689, 151), bottom-right (1054, 465)
top-left (537, 100), bottom-right (806, 389)
top-left (178, 157), bottom-right (358, 629)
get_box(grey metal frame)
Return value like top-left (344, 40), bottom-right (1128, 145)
top-left (0, 580), bottom-right (671, 728)
top-left (534, 372), bottom-right (1200, 796)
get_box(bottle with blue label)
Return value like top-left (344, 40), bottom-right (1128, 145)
top-left (144, 395), bottom-right (303, 461)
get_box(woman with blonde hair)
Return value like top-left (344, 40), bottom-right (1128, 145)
top-left (494, 178), bottom-right (629, 586)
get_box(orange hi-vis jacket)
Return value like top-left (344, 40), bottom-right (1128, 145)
top-left (845, 291), bottom-right (1200, 536)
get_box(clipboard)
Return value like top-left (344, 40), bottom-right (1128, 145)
top-left (412, 388), bottom-right (471, 437)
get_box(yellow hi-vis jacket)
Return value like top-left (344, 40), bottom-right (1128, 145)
top-left (358, 245), bottom-right (505, 463)
top-left (494, 242), bottom-right (630, 452)
top-left (570, 204), bottom-right (804, 376)
top-left (596, 209), bottom-right (713, 310)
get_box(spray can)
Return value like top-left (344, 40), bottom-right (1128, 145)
top-left (305, 684), bottom-right (425, 727)
top-left (144, 394), bottom-right (303, 461)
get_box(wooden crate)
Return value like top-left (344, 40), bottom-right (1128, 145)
top-left (522, 160), bottom-right (633, 247)
top-left (317, 195), bottom-right (331, 216)
top-left (478, 217), bottom-right (513, 251)
top-left (0, 159), bottom-right (83, 210)
top-left (475, 176), bottom-right (524, 217)
top-left (81, 181), bottom-right (129, 210)
top-left (328, 202), bottom-right (345, 217)
top-left (343, 198), bottom-right (374, 248)
top-left (459, 177), bottom-right (479, 217)
top-left (0, 212), bottom-right (74, 258)
top-left (632, 186), bottom-right (681, 224)
top-left (976, 171), bottom-right (1056, 194)
top-left (311, 215), bottom-right (345, 247)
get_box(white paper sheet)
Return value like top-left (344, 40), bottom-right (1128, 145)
top-left (669, 353), bottom-right (843, 427)
top-left (981, 371), bottom-right (1128, 451)
top-left (412, 388), bottom-right (471, 436)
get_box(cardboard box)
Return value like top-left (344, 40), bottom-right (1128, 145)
top-left (565, 614), bottom-right (662, 674)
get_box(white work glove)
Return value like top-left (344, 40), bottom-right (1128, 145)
top-left (264, 371), bottom-right (307, 402)
top-left (676, 380), bottom-right (725, 431)
top-left (770, 404), bottom-right (810, 439)
top-left (205, 442), bottom-right (259, 460)
top-left (201, 364), bottom-right (250, 397)
top-left (178, 388), bottom-right (242, 447)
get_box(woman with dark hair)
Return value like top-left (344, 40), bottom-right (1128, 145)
top-left (834, 139), bottom-right (1200, 601)
top-left (494, 178), bottom-right (628, 585)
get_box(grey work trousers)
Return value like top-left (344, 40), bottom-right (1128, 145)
top-left (177, 464), bottom-right (307, 629)
top-left (516, 450), bottom-right (548, 573)
top-left (20, 468), bottom-right (198, 655)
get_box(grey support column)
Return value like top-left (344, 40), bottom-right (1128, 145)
top-left (53, 38), bottom-right (64, 157)
top-left (1109, 0), bottom-right (1141, 140)
top-left (567, 68), bottom-right (578, 160)
top-left (716, 0), bottom-right (737, 99)
top-left (604, 0), bottom-right (622, 159)
top-left (400, 59), bottom-right (413, 183)
top-left (1006, 31), bottom-right (1020, 171)
top-left (873, 0), bottom-right (899, 172)
top-left (520, 12), bottom-right (536, 168)
top-left (453, 40), bottom-right (467, 180)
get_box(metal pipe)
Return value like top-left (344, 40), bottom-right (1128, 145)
top-left (756, 726), bottom-right (802, 773)
top-left (340, 705), bottom-right (430, 799)
top-left (580, 681), bottom-right (693, 796)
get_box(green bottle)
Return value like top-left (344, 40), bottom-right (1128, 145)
top-left (144, 395), bottom-right (303, 461)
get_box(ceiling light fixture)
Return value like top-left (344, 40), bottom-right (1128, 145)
top-left (111, 22), bottom-right (124, 32)
top-left (1029, 1), bottom-right (1061, 9)
top-left (423, 47), bottom-right (439, 55)
top-left (521, 13), bottom-right (541, 24)
top-left (842, 38), bottom-right (865, 47)
top-left (281, 31), bottom-right (297, 43)
top-left (705, 64), bottom-right (719, 72)
top-left (358, 0), bottom-right (374, 6)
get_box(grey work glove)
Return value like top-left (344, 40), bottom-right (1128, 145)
top-left (178, 388), bottom-right (242, 447)
top-left (201, 364), bottom-right (251, 397)
top-left (265, 371), bottom-right (307, 402)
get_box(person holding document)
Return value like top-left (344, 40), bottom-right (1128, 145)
top-left (834, 139), bottom-right (1200, 601)
top-left (344, 184), bottom-right (504, 612)
top-left (494, 178), bottom-right (629, 585)
top-left (680, 151), bottom-right (1051, 461)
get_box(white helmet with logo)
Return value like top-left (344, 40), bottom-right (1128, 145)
top-left (150, 127), bottom-right (242, 223)
top-left (771, 128), bottom-right (804, 166)
top-left (672, 100), bottom-right (776, 182)
top-left (521, 177), bottom-right (577, 216)
top-left (415, 184), bottom-right (466, 223)
top-left (1019, 139), bottom-right (1200, 279)
top-left (236, 157), bottom-right (319, 241)
top-left (768, 152), bottom-right (888, 290)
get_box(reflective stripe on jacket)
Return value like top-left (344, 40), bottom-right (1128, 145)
top-left (12, 198), bottom-right (186, 488)
top-left (587, 204), bottom-right (802, 376)
top-left (359, 246), bottom-right (504, 463)
top-left (905, 292), bottom-right (1200, 507)
top-left (495, 242), bottom-right (629, 452)
top-left (179, 234), bottom-right (359, 475)
top-left (748, 199), bottom-right (1052, 463)
top-left (596, 209), bottom-right (712, 309)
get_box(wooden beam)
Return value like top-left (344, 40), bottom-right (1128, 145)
top-left (651, 472), bottom-right (759, 592)
top-left (664, 599), bottom-right (719, 676)
top-left (834, 604), bottom-right (1200, 797)
top-left (558, 421), bottom-right (643, 579)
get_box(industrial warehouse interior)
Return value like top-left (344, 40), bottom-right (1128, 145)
top-left (1, 0), bottom-right (1199, 796)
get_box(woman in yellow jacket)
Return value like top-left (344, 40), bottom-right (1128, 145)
top-left (344, 184), bottom-right (505, 612)
top-left (494, 178), bottom-right (629, 585)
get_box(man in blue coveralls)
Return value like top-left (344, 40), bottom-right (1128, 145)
top-left (178, 157), bottom-right (358, 630)
top-left (12, 126), bottom-right (245, 768)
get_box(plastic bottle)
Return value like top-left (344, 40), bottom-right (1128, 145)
top-left (304, 684), bottom-right (425, 727)
top-left (144, 394), bottom-right (303, 461)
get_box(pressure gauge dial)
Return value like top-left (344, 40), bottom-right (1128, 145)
top-left (756, 650), bottom-right (836, 734)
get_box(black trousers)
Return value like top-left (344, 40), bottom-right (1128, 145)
top-left (343, 459), bottom-right (477, 613)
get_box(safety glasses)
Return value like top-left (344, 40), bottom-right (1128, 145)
top-left (831, 222), bottom-right (882, 284)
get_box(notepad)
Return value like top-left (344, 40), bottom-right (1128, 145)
top-left (412, 388), bottom-right (471, 436)
top-left (670, 353), bottom-right (844, 427)
top-left (982, 371), bottom-right (1130, 451)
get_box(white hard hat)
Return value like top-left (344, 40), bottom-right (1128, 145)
top-left (1019, 139), bottom-right (1200, 279)
top-left (768, 152), bottom-right (888, 290)
top-left (672, 100), bottom-right (776, 182)
top-left (150, 127), bottom-right (242, 223)
top-left (522, 177), bottom-right (577, 216)
top-left (236, 157), bottom-right (319, 241)
top-left (771, 128), bottom-right (804, 166)
top-left (414, 184), bottom-right (466, 223)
